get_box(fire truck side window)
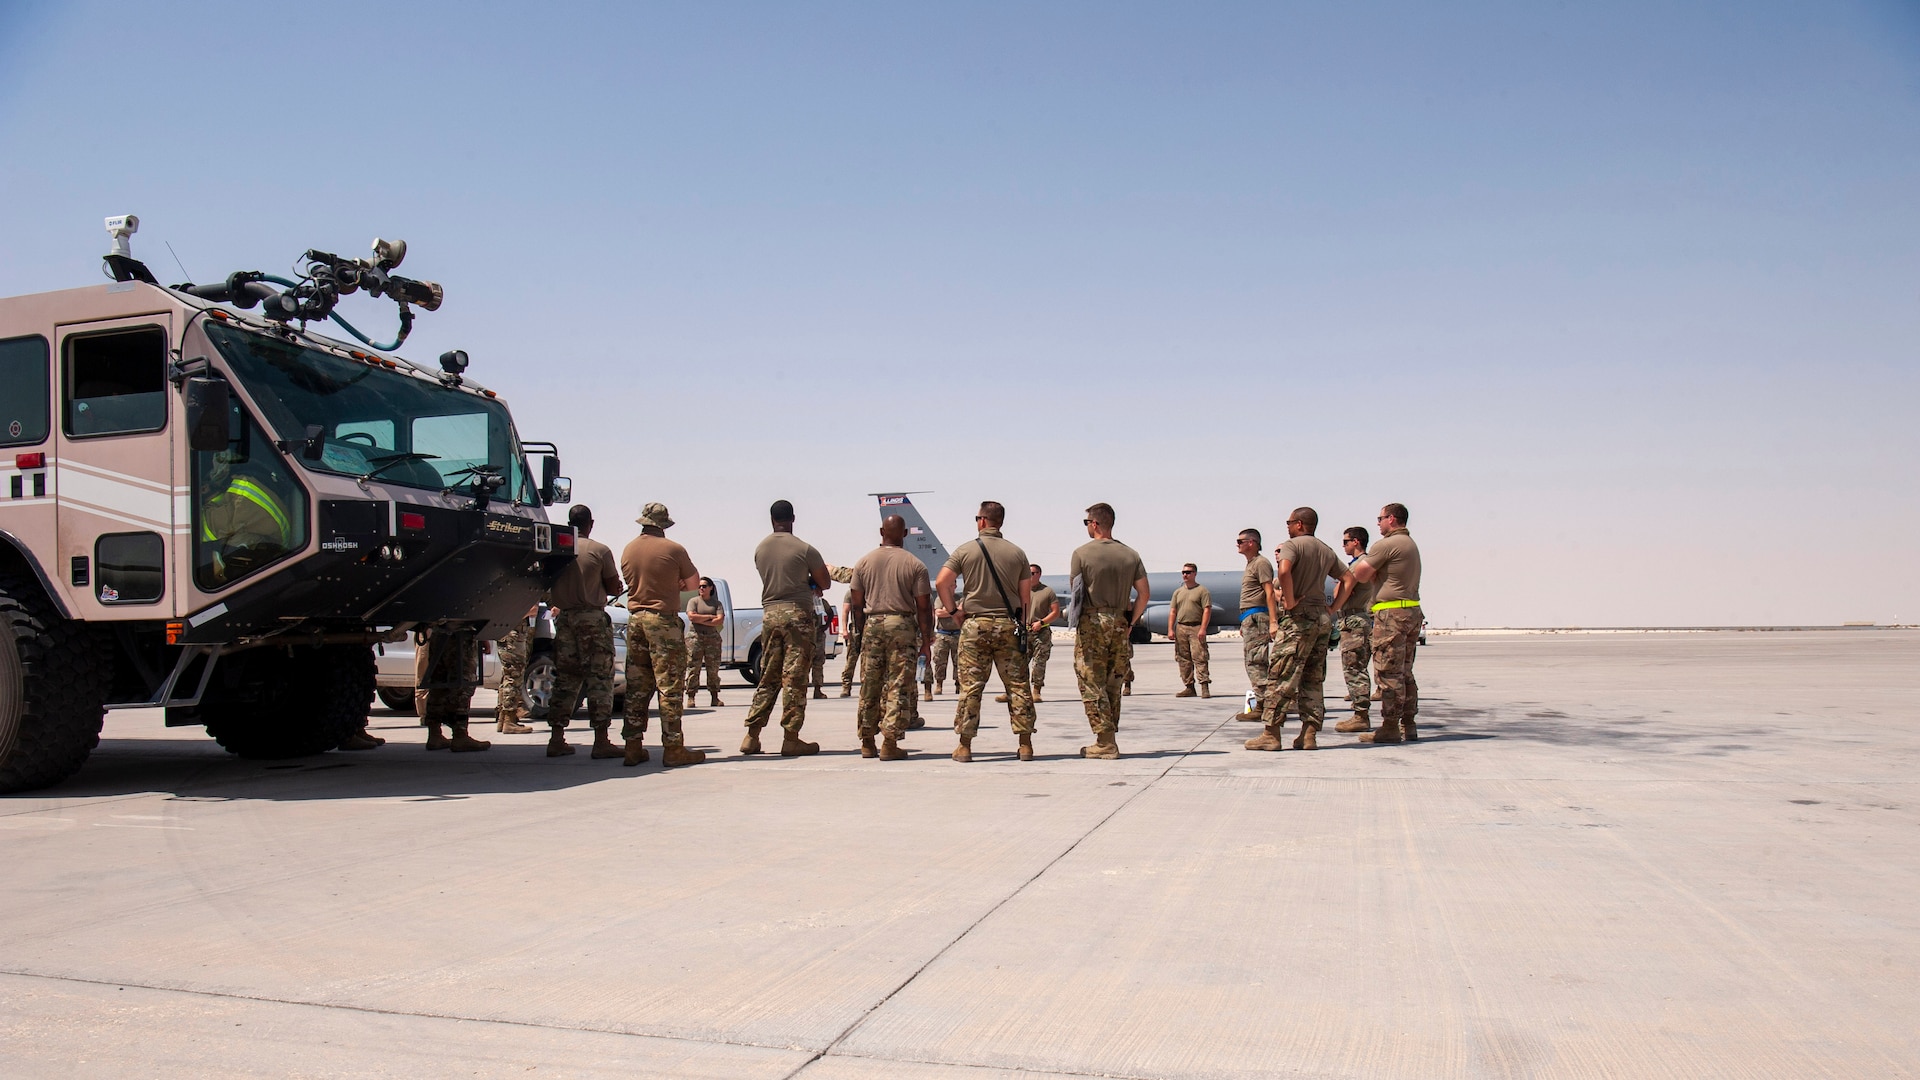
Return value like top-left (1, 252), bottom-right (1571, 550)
top-left (65, 327), bottom-right (168, 437)
top-left (192, 400), bottom-right (308, 591)
top-left (0, 335), bottom-right (51, 447)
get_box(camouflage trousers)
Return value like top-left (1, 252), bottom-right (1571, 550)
top-left (856, 615), bottom-right (919, 739)
top-left (1074, 611), bottom-right (1131, 735)
top-left (624, 610), bottom-right (689, 745)
top-left (1338, 612), bottom-right (1373, 710)
top-left (746, 601), bottom-right (816, 735)
top-left (420, 632), bottom-right (478, 732)
top-left (1027, 627), bottom-right (1053, 694)
top-left (548, 608), bottom-right (616, 731)
top-left (954, 615), bottom-right (1036, 738)
top-left (1240, 612), bottom-right (1272, 703)
top-left (496, 624), bottom-right (531, 726)
top-left (686, 628), bottom-right (723, 697)
top-left (1124, 639), bottom-right (1134, 688)
top-left (1370, 606), bottom-right (1422, 733)
top-left (1262, 607), bottom-right (1332, 729)
top-left (811, 627), bottom-right (828, 689)
top-left (930, 631), bottom-right (960, 687)
top-left (840, 623), bottom-right (862, 693)
top-left (1174, 624), bottom-right (1210, 687)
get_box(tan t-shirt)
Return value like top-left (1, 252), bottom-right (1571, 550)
top-left (547, 536), bottom-right (621, 612)
top-left (620, 533), bottom-right (696, 614)
top-left (1364, 529), bottom-right (1421, 604)
top-left (1070, 538), bottom-right (1147, 611)
top-left (851, 545), bottom-right (931, 616)
top-left (686, 594), bottom-right (724, 632)
top-left (1171, 583), bottom-right (1211, 624)
top-left (755, 531), bottom-right (828, 606)
top-left (942, 530), bottom-right (1029, 616)
top-left (1027, 583), bottom-right (1059, 626)
top-left (1240, 556), bottom-right (1275, 611)
top-left (1338, 557), bottom-right (1377, 616)
top-left (1277, 535), bottom-right (1341, 611)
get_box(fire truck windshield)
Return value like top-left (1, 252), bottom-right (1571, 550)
top-left (204, 322), bottom-right (535, 504)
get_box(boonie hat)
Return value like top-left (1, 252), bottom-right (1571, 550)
top-left (637, 502), bottom-right (674, 529)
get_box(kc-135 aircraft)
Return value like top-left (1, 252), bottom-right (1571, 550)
top-left (871, 492), bottom-right (1249, 644)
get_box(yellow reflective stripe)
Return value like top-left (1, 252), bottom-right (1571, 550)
top-left (1371, 599), bottom-right (1422, 611)
top-left (228, 478), bottom-right (293, 543)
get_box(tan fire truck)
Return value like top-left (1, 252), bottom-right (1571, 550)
top-left (0, 216), bottom-right (573, 791)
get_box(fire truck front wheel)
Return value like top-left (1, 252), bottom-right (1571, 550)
top-left (0, 572), bottom-right (110, 793)
top-left (202, 645), bottom-right (375, 759)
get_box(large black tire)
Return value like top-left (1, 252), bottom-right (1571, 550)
top-left (375, 686), bottom-right (416, 714)
top-left (202, 645), bottom-right (374, 759)
top-left (0, 572), bottom-right (110, 793)
top-left (742, 641), bottom-right (763, 685)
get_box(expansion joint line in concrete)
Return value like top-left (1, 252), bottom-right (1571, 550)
top-left (780, 711), bottom-right (1242, 1080)
top-left (0, 968), bottom-right (798, 1055)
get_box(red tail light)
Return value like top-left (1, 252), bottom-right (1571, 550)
top-left (556, 530), bottom-right (575, 549)
top-left (15, 453), bottom-right (45, 469)
top-left (399, 512), bottom-right (426, 531)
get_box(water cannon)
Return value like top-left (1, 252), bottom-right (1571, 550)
top-left (102, 213), bottom-right (157, 284)
top-left (176, 235), bottom-right (443, 351)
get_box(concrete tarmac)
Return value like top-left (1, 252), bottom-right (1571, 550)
top-left (2, 630), bottom-right (1916, 1078)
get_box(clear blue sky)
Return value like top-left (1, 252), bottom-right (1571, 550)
top-left (4, 1), bottom-right (1916, 625)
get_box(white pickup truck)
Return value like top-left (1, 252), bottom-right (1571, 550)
top-left (374, 579), bottom-right (832, 716)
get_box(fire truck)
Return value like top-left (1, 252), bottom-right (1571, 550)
top-left (0, 216), bottom-right (572, 790)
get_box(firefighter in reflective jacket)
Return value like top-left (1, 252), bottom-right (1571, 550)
top-left (199, 455), bottom-right (294, 585)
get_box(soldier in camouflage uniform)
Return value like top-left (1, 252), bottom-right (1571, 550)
top-left (928, 600), bottom-right (961, 696)
top-left (495, 603), bottom-right (537, 734)
top-left (1248, 508), bottom-right (1352, 752)
top-left (684, 578), bottom-right (726, 708)
top-left (850, 516), bottom-right (933, 759)
top-left (1070, 502), bottom-right (1149, 758)
top-left (809, 584), bottom-right (832, 699)
top-left (545, 505), bottom-right (626, 759)
top-left (937, 501), bottom-right (1037, 761)
top-left (741, 500), bottom-right (831, 756)
top-left (828, 565), bottom-right (859, 696)
top-left (1350, 503), bottom-right (1423, 745)
top-left (1024, 564), bottom-right (1059, 702)
top-left (1234, 529), bottom-right (1276, 721)
top-left (1333, 527), bottom-right (1377, 733)
top-left (619, 502), bottom-right (706, 767)
top-left (420, 629), bottom-right (490, 751)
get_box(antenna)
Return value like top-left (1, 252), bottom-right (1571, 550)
top-left (164, 241), bottom-right (191, 282)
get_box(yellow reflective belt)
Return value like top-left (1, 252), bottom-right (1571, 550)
top-left (1371, 599), bottom-right (1421, 612)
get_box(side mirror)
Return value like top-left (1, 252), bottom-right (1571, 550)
top-left (539, 455), bottom-right (561, 505)
top-left (547, 476), bottom-right (572, 504)
top-left (184, 375), bottom-right (231, 452)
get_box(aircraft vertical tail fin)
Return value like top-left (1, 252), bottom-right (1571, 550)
top-left (873, 493), bottom-right (949, 577)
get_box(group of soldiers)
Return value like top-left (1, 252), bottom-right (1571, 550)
top-left (391, 496), bottom-right (1423, 765)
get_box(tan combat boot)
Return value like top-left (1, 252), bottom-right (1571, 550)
top-left (1244, 725), bottom-right (1284, 751)
top-left (811, 688), bottom-right (828, 700)
top-left (1335, 710), bottom-right (1371, 733)
top-left (449, 730), bottom-right (491, 752)
top-left (425, 724), bottom-right (451, 750)
top-left (661, 742), bottom-right (706, 767)
top-left (860, 735), bottom-right (878, 759)
top-left (1199, 684), bottom-right (1210, 699)
top-left (1017, 732), bottom-right (1034, 761)
top-left (779, 732), bottom-right (820, 757)
top-left (497, 719), bottom-right (533, 734)
top-left (933, 682), bottom-right (943, 697)
top-left (1174, 684), bottom-right (1196, 698)
top-left (1403, 719), bottom-right (1420, 742)
top-left (546, 728), bottom-right (576, 756)
top-left (740, 725), bottom-right (765, 755)
top-left (710, 693), bottom-right (724, 707)
top-left (590, 733), bottom-right (625, 759)
top-left (622, 739), bottom-right (650, 766)
top-left (1357, 720), bottom-right (1404, 745)
top-left (685, 693), bottom-right (698, 708)
top-left (952, 735), bottom-right (973, 763)
top-left (1293, 720), bottom-right (1319, 751)
top-left (1081, 731), bottom-right (1120, 759)
top-left (1122, 684), bottom-right (1132, 697)
top-left (339, 731), bottom-right (381, 751)
top-left (879, 734), bottom-right (908, 760)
